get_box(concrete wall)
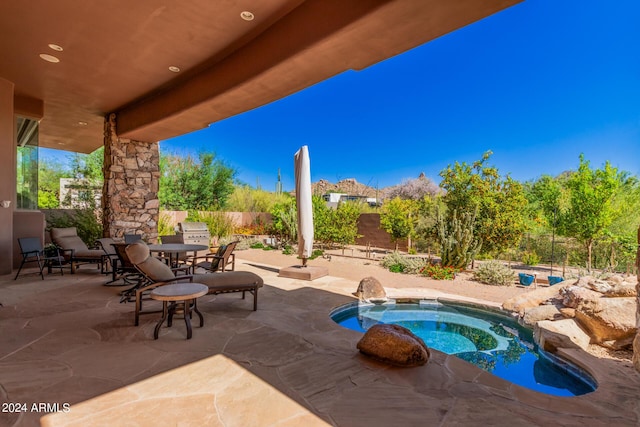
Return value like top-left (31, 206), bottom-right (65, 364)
top-left (161, 211), bottom-right (272, 230)
top-left (0, 78), bottom-right (14, 274)
top-left (12, 211), bottom-right (45, 268)
top-left (156, 211), bottom-right (401, 252)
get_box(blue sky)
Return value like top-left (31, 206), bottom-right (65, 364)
top-left (44, 0), bottom-right (640, 192)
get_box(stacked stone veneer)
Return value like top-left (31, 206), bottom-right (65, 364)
top-left (102, 113), bottom-right (159, 242)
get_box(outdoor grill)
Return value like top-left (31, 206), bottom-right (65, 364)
top-left (178, 222), bottom-right (211, 248)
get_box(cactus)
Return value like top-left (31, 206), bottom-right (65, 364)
top-left (437, 208), bottom-right (482, 269)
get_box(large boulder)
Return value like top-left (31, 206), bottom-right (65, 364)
top-left (357, 324), bottom-right (430, 367)
top-left (573, 275), bottom-right (612, 293)
top-left (353, 276), bottom-right (388, 303)
top-left (573, 296), bottom-right (636, 348)
top-left (605, 282), bottom-right (637, 298)
top-left (502, 282), bottom-right (571, 315)
top-left (562, 286), bottom-right (636, 345)
top-left (573, 274), bottom-right (637, 297)
top-left (522, 305), bottom-right (563, 327)
top-left (534, 319), bottom-right (591, 351)
top-left (561, 286), bottom-right (602, 309)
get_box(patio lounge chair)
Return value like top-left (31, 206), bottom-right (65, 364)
top-left (109, 242), bottom-right (144, 289)
top-left (125, 241), bottom-right (263, 326)
top-left (50, 227), bottom-right (106, 273)
top-left (191, 241), bottom-right (238, 273)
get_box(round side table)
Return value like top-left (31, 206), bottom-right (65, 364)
top-left (150, 283), bottom-right (208, 339)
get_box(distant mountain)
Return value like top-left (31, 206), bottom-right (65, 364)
top-left (312, 178), bottom-right (381, 198)
top-left (311, 173), bottom-right (440, 201)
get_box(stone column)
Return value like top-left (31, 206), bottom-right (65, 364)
top-left (102, 113), bottom-right (159, 242)
top-left (634, 226), bottom-right (640, 372)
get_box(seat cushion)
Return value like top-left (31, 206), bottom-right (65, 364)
top-left (194, 271), bottom-right (263, 293)
top-left (138, 257), bottom-right (176, 282)
top-left (125, 242), bottom-right (176, 282)
top-left (125, 241), bottom-right (150, 264)
top-left (73, 249), bottom-right (106, 259)
top-left (51, 227), bottom-right (90, 252)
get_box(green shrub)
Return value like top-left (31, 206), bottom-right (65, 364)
top-left (234, 237), bottom-right (261, 250)
top-left (521, 251), bottom-right (540, 266)
top-left (282, 245), bottom-right (294, 255)
top-left (420, 263), bottom-right (458, 280)
top-left (250, 242), bottom-right (265, 249)
top-left (309, 249), bottom-right (324, 260)
top-left (380, 251), bottom-right (427, 274)
top-left (186, 210), bottom-right (234, 242)
top-left (158, 211), bottom-right (175, 236)
top-left (474, 261), bottom-right (515, 286)
top-left (389, 264), bottom-right (405, 273)
top-left (45, 209), bottom-right (103, 246)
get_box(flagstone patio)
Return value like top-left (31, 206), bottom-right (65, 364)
top-left (1, 256), bottom-right (639, 427)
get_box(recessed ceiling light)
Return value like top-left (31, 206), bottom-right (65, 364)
top-left (39, 54), bottom-right (60, 63)
top-left (48, 44), bottom-right (63, 51)
top-left (240, 11), bottom-right (254, 21)
top-left (77, 121), bottom-right (88, 126)
top-left (168, 66), bottom-right (180, 73)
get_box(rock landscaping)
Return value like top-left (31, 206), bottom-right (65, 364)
top-left (503, 275), bottom-right (637, 352)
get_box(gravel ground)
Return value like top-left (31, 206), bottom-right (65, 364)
top-left (235, 246), bottom-right (634, 363)
top-left (236, 247), bottom-right (544, 304)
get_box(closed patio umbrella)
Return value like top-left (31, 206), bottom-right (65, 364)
top-left (295, 145), bottom-right (313, 266)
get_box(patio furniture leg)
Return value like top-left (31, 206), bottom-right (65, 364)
top-left (153, 301), bottom-right (169, 340)
top-left (183, 300), bottom-right (193, 339)
top-left (193, 299), bottom-right (204, 327)
top-left (167, 302), bottom-right (176, 327)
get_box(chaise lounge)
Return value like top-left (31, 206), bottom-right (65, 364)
top-left (50, 227), bottom-right (107, 273)
top-left (125, 241), bottom-right (263, 325)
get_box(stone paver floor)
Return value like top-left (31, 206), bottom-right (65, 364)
top-left (1, 255), bottom-right (639, 426)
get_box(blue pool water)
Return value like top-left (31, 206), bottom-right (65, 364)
top-left (331, 301), bottom-right (596, 396)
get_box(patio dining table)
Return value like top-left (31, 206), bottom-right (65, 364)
top-left (147, 243), bottom-right (208, 270)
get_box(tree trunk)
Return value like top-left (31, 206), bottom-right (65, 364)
top-left (586, 239), bottom-right (593, 272)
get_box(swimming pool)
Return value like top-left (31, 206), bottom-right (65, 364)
top-left (331, 300), bottom-right (596, 396)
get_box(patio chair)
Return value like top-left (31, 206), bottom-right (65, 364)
top-left (96, 237), bottom-right (118, 275)
top-left (14, 237), bottom-right (65, 280)
top-left (50, 227), bottom-right (106, 273)
top-left (110, 243), bottom-right (146, 296)
top-left (125, 241), bottom-right (263, 326)
top-left (124, 234), bottom-right (143, 244)
top-left (191, 241), bottom-right (238, 273)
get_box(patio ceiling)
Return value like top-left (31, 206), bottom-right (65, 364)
top-left (0, 0), bottom-right (521, 153)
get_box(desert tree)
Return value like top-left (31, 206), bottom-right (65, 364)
top-left (439, 151), bottom-right (527, 257)
top-left (380, 197), bottom-right (416, 250)
top-left (561, 154), bottom-right (630, 271)
top-left (159, 151), bottom-right (237, 210)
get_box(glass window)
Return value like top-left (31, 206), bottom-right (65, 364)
top-left (16, 117), bottom-right (39, 210)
